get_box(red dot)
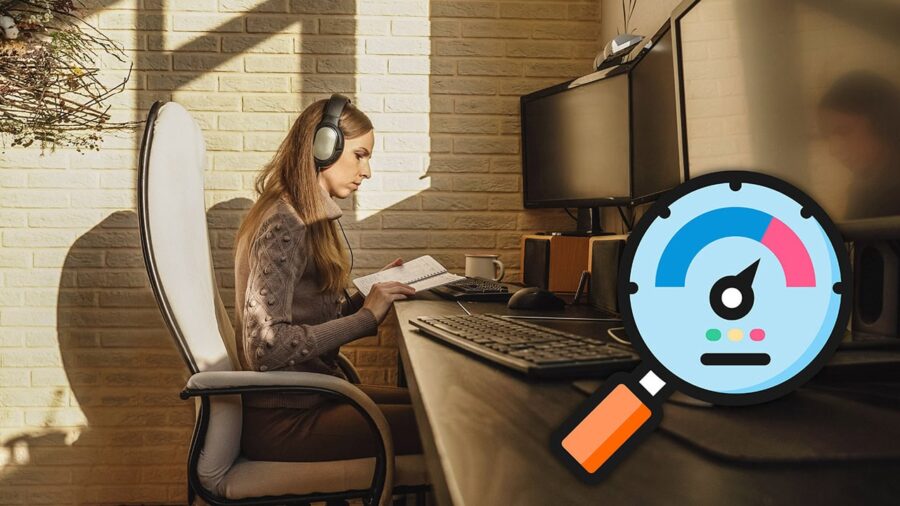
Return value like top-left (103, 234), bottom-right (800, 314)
top-left (750, 328), bottom-right (765, 341)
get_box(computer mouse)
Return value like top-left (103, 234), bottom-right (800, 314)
top-left (507, 287), bottom-right (566, 311)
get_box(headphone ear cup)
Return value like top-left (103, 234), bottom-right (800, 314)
top-left (313, 125), bottom-right (339, 165)
top-left (314, 94), bottom-right (349, 170)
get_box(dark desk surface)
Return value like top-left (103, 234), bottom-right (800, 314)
top-left (386, 295), bottom-right (900, 506)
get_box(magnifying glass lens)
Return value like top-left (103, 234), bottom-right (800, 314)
top-left (553, 172), bottom-right (850, 482)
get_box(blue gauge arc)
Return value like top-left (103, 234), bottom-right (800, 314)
top-left (655, 207), bottom-right (816, 288)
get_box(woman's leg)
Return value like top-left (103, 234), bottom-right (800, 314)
top-left (242, 385), bottom-right (423, 462)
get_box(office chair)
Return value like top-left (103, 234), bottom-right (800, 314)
top-left (137, 101), bottom-right (428, 506)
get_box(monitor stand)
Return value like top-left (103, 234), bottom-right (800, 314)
top-left (543, 207), bottom-right (614, 236)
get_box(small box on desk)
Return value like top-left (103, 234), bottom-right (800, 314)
top-left (521, 235), bottom-right (590, 293)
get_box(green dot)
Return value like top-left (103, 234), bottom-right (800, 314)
top-left (706, 329), bottom-right (722, 341)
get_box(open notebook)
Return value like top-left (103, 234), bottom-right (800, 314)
top-left (353, 255), bottom-right (464, 297)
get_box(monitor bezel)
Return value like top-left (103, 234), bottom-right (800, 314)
top-left (627, 20), bottom-right (682, 206)
top-left (670, 0), bottom-right (702, 187)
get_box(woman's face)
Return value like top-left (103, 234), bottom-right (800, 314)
top-left (318, 129), bottom-right (374, 199)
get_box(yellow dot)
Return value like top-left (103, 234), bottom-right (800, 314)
top-left (727, 328), bottom-right (743, 342)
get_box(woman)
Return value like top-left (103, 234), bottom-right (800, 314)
top-left (233, 95), bottom-right (422, 462)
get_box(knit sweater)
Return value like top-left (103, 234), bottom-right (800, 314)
top-left (234, 187), bottom-right (377, 408)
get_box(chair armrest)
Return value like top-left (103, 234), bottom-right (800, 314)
top-left (337, 352), bottom-right (362, 384)
top-left (182, 371), bottom-right (394, 506)
top-left (182, 370), bottom-right (371, 396)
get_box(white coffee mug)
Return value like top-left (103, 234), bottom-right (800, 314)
top-left (465, 254), bottom-right (505, 281)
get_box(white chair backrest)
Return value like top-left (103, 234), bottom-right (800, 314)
top-left (139, 102), bottom-right (235, 373)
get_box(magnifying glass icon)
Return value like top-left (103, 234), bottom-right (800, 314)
top-left (551, 172), bottom-right (851, 482)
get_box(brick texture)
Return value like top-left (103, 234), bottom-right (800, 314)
top-left (0, 0), bottom-right (602, 503)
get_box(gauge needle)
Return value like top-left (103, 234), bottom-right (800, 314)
top-left (710, 259), bottom-right (760, 320)
top-left (735, 259), bottom-right (760, 288)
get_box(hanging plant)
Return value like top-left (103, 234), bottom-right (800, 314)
top-left (0, 1), bottom-right (137, 152)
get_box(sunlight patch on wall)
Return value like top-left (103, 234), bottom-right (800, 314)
top-left (353, 7), bottom-right (432, 221)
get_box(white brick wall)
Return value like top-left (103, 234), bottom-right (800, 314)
top-left (0, 0), bottom-right (601, 502)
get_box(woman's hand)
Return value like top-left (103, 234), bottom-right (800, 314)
top-left (380, 257), bottom-right (403, 271)
top-left (363, 281), bottom-right (416, 324)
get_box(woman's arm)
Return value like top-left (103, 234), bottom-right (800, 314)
top-left (242, 212), bottom-right (377, 372)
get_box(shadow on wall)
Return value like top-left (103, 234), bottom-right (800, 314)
top-left (418, 0), bottom-right (584, 275)
top-left (0, 199), bottom-right (250, 504)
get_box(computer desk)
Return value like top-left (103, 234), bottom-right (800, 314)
top-left (384, 294), bottom-right (900, 506)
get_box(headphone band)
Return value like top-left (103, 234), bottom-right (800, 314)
top-left (322, 94), bottom-right (349, 125)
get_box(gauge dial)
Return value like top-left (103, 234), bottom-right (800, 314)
top-left (620, 172), bottom-right (850, 405)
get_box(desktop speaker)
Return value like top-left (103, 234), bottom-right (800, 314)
top-left (588, 235), bottom-right (628, 314)
top-left (521, 235), bottom-right (590, 293)
top-left (853, 241), bottom-right (899, 337)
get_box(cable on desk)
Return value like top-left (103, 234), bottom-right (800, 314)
top-left (607, 326), bottom-right (631, 346)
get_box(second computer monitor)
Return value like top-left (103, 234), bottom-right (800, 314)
top-left (673, 0), bottom-right (900, 235)
top-left (521, 72), bottom-right (631, 208)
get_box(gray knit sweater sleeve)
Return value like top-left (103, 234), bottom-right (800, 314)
top-left (242, 211), bottom-right (377, 372)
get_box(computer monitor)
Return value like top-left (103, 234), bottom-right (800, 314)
top-left (520, 70), bottom-right (632, 213)
top-left (630, 23), bottom-right (682, 204)
top-left (672, 0), bottom-right (900, 238)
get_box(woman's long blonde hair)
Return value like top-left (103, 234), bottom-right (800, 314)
top-left (236, 99), bottom-right (373, 295)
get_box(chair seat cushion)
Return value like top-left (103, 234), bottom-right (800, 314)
top-left (222, 454), bottom-right (428, 500)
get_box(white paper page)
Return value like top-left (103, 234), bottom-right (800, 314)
top-left (353, 255), bottom-right (456, 296)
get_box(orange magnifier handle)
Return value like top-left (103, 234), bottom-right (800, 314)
top-left (552, 369), bottom-right (669, 481)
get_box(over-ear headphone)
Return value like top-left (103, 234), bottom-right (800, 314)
top-left (313, 93), bottom-right (350, 172)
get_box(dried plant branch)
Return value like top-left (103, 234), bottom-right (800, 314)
top-left (618, 0), bottom-right (639, 35)
top-left (0, 0), bottom-right (137, 152)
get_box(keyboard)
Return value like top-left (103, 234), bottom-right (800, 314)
top-left (410, 314), bottom-right (639, 378)
top-left (431, 276), bottom-right (511, 302)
